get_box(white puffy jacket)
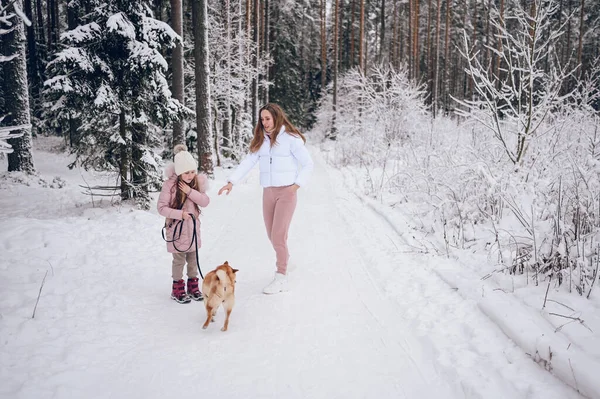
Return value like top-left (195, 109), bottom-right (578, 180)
top-left (228, 126), bottom-right (314, 187)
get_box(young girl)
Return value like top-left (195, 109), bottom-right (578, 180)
top-left (218, 103), bottom-right (314, 294)
top-left (157, 144), bottom-right (210, 303)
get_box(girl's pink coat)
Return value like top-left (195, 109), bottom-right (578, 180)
top-left (157, 164), bottom-right (210, 253)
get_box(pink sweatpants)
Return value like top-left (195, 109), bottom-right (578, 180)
top-left (262, 186), bottom-right (298, 274)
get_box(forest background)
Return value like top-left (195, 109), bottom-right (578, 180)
top-left (2, 0), bottom-right (600, 352)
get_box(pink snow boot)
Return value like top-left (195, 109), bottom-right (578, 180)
top-left (171, 279), bottom-right (191, 304)
top-left (187, 277), bottom-right (204, 301)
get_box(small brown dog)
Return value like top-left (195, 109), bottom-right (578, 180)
top-left (201, 261), bottom-right (238, 331)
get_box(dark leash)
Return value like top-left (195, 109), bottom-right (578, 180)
top-left (162, 213), bottom-right (204, 279)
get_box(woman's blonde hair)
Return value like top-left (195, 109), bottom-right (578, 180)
top-left (249, 103), bottom-right (306, 153)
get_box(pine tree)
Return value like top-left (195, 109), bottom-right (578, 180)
top-left (43, 0), bottom-right (184, 207)
top-left (0, 0), bottom-right (35, 171)
top-left (192, 0), bottom-right (213, 175)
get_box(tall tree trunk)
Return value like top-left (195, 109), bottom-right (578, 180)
top-left (443, 0), bottom-right (451, 111)
top-left (408, 0), bottom-right (413, 76)
top-left (3, 0), bottom-right (35, 173)
top-left (170, 0), bottom-right (185, 147)
top-left (263, 0), bottom-right (269, 104)
top-left (131, 123), bottom-right (148, 203)
top-left (359, 0), bottom-right (365, 71)
top-left (390, 0), bottom-right (398, 67)
top-left (46, 0), bottom-right (59, 54)
top-left (339, 0), bottom-right (346, 71)
top-left (433, 0), bottom-right (441, 116)
top-left (379, 0), bottom-right (385, 63)
top-left (53, 0), bottom-right (59, 47)
top-left (235, 0), bottom-right (246, 150)
top-left (65, 2), bottom-right (82, 146)
top-left (24, 0), bottom-right (38, 95)
top-left (577, 0), bottom-right (585, 78)
top-left (245, 0), bottom-right (252, 117)
top-left (485, 0), bottom-right (491, 73)
top-left (426, 0), bottom-right (432, 85)
top-left (119, 110), bottom-right (131, 200)
top-left (46, 0), bottom-right (53, 52)
top-left (398, 0), bottom-right (404, 69)
top-left (35, 0), bottom-right (45, 48)
top-left (495, 0), bottom-right (504, 90)
top-left (413, 0), bottom-right (420, 80)
top-left (566, 0), bottom-right (572, 71)
top-left (222, 0), bottom-right (232, 157)
top-left (192, 0), bottom-right (213, 175)
top-left (321, 0), bottom-right (327, 91)
top-left (331, 0), bottom-right (340, 140)
top-left (251, 0), bottom-right (259, 126)
top-left (350, 0), bottom-right (356, 67)
top-left (468, 0), bottom-right (478, 99)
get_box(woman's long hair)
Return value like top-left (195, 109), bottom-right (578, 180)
top-left (169, 174), bottom-right (200, 211)
top-left (249, 103), bottom-right (306, 153)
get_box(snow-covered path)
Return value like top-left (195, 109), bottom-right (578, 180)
top-left (197, 153), bottom-right (453, 398)
top-left (0, 142), bottom-right (583, 398)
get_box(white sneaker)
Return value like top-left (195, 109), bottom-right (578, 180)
top-left (263, 272), bottom-right (288, 294)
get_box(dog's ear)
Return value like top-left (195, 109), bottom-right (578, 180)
top-left (224, 260), bottom-right (229, 265)
top-left (232, 269), bottom-right (239, 273)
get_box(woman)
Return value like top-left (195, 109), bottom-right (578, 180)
top-left (218, 103), bottom-right (314, 294)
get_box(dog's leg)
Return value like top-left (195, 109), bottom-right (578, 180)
top-left (221, 300), bottom-right (234, 332)
top-left (202, 302), bottom-right (213, 329)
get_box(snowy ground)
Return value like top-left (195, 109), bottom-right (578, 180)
top-left (0, 137), bottom-right (596, 398)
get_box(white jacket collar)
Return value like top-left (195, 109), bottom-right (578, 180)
top-left (264, 125), bottom-right (286, 139)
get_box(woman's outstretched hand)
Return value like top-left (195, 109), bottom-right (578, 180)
top-left (218, 182), bottom-right (233, 195)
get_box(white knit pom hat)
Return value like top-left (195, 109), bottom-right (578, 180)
top-left (173, 144), bottom-right (198, 176)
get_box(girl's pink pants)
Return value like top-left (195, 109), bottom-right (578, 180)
top-left (262, 186), bottom-right (297, 274)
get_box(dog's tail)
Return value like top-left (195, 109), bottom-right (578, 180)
top-left (216, 269), bottom-right (228, 282)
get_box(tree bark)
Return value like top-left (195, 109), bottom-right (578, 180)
top-left (412, 0), bottom-right (420, 80)
top-left (331, 0), bottom-right (340, 140)
top-left (3, 0), bottom-right (35, 173)
top-left (131, 123), bottom-right (147, 203)
top-left (426, 0), bottom-right (432, 83)
top-left (433, 0), bottom-right (441, 116)
top-left (350, 0), bottom-right (356, 67)
top-left (24, 0), bottom-right (38, 94)
top-left (35, 0), bottom-right (45, 47)
top-left (222, 0), bottom-right (232, 157)
top-left (379, 0), bottom-right (385, 63)
top-left (321, 0), bottom-right (327, 91)
top-left (119, 110), bottom-right (131, 200)
top-left (192, 0), bottom-right (213, 175)
top-left (408, 0), bottom-right (413, 76)
top-left (495, 0), bottom-right (504, 90)
top-left (263, 0), bottom-right (269, 103)
top-left (359, 0), bottom-right (365, 71)
top-left (170, 0), bottom-right (185, 147)
top-left (251, 0), bottom-right (259, 127)
top-left (390, 0), bottom-right (397, 67)
top-left (577, 0), bottom-right (585, 78)
top-left (443, 0), bottom-right (452, 111)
